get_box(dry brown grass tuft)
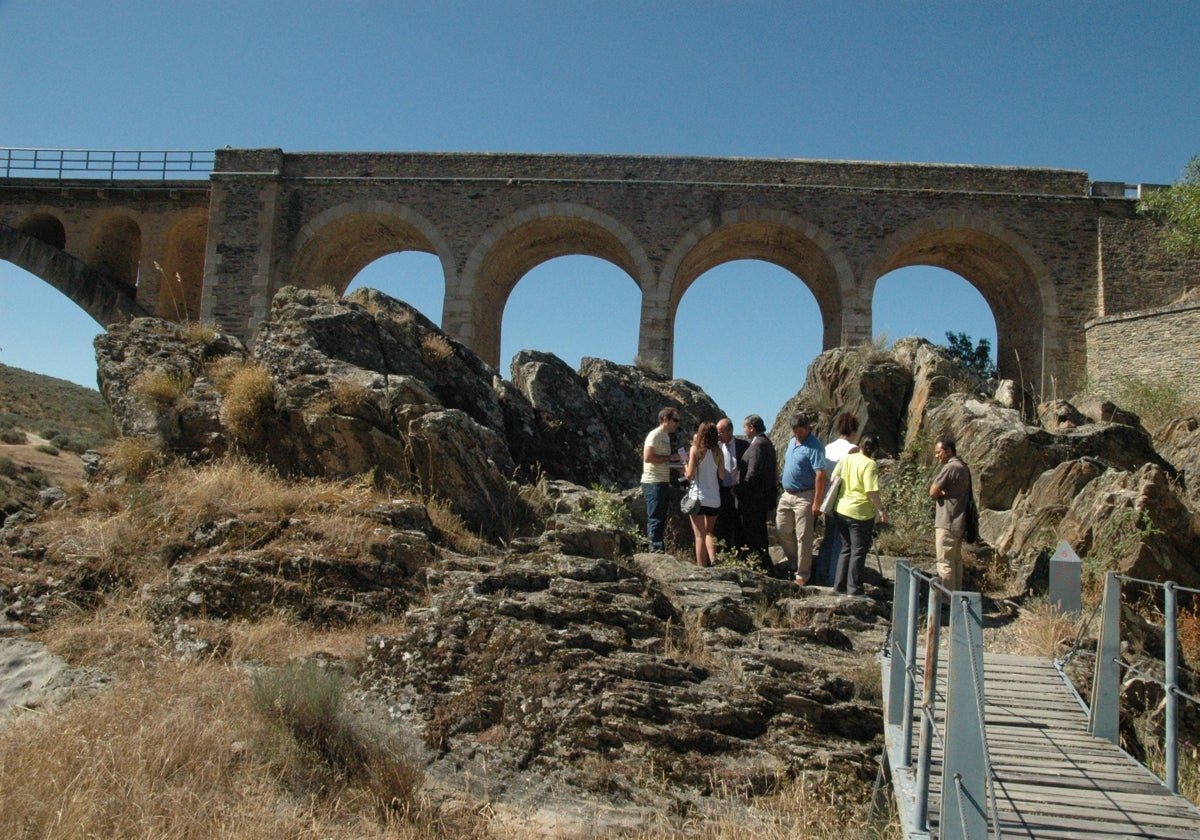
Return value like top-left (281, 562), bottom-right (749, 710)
top-left (218, 363), bottom-right (275, 444)
top-left (425, 496), bottom-right (487, 554)
top-left (1009, 597), bottom-right (1089, 659)
top-left (181, 320), bottom-right (219, 343)
top-left (131, 367), bottom-right (188, 410)
top-left (419, 333), bottom-right (454, 364)
top-left (106, 436), bottom-right (164, 479)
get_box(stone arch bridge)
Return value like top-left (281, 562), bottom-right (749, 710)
top-left (0, 148), bottom-right (1184, 394)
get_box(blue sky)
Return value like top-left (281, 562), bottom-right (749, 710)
top-left (1, 1), bottom-right (1198, 429)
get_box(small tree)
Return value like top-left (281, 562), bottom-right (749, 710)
top-left (1138, 155), bottom-right (1200, 257)
top-left (942, 331), bottom-right (997, 379)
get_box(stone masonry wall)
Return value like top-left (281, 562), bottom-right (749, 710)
top-left (1086, 300), bottom-right (1200, 399)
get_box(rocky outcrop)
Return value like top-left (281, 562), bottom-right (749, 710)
top-left (359, 550), bottom-right (886, 831)
top-left (1156, 417), bottom-right (1200, 504)
top-left (770, 347), bottom-right (912, 457)
top-left (94, 288), bottom-right (733, 539)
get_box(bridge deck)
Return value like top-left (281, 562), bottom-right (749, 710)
top-left (883, 650), bottom-right (1200, 839)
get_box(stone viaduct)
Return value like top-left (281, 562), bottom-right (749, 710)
top-left (1, 148), bottom-right (1192, 395)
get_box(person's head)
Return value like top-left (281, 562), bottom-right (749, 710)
top-left (835, 412), bottom-right (860, 439)
top-left (859, 434), bottom-right (880, 458)
top-left (658, 407), bottom-right (681, 430)
top-left (716, 417), bottom-right (733, 442)
top-left (790, 410), bottom-right (812, 442)
top-left (743, 414), bottom-right (765, 436)
top-left (695, 420), bottom-right (718, 451)
top-left (934, 436), bottom-right (957, 464)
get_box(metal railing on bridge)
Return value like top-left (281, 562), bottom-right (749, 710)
top-left (884, 560), bottom-right (997, 839)
top-left (1088, 571), bottom-right (1200, 795)
top-left (1, 147), bottom-right (214, 181)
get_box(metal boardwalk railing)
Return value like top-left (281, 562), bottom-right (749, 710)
top-left (1, 147), bottom-right (214, 181)
top-left (881, 560), bottom-right (1200, 839)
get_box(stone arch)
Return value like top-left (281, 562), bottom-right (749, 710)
top-left (459, 203), bottom-right (653, 368)
top-left (288, 200), bottom-right (455, 301)
top-left (649, 210), bottom-right (853, 372)
top-left (87, 211), bottom-right (141, 288)
top-left (0, 222), bottom-right (148, 327)
top-left (16, 211), bottom-right (66, 249)
top-left (863, 213), bottom-right (1058, 386)
top-left (156, 209), bottom-right (209, 321)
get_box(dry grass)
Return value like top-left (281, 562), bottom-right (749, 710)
top-left (218, 363), bottom-right (276, 445)
top-left (0, 661), bottom-right (457, 840)
top-left (131, 367), bottom-right (188, 410)
top-left (1007, 597), bottom-right (1090, 659)
top-left (419, 333), bottom-right (454, 364)
top-left (425, 496), bottom-right (488, 554)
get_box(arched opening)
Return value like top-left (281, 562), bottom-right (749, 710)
top-left (289, 209), bottom-right (443, 296)
top-left (87, 214), bottom-right (141, 288)
top-left (469, 212), bottom-right (645, 368)
top-left (499, 255), bottom-right (640, 378)
top-left (868, 221), bottom-right (1052, 387)
top-left (156, 211), bottom-right (208, 321)
top-left (0, 260), bottom-right (103, 390)
top-left (16, 213), bottom-right (66, 249)
top-left (345, 251), bottom-right (445, 325)
top-left (674, 260), bottom-right (822, 427)
top-left (872, 266), bottom-right (998, 368)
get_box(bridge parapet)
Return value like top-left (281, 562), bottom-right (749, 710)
top-left (216, 147), bottom-right (1091, 196)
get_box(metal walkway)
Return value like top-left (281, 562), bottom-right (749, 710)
top-left (883, 648), bottom-right (1200, 838)
top-left (880, 561), bottom-right (1200, 840)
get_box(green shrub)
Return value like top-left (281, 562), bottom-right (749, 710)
top-left (35, 444), bottom-right (59, 457)
top-left (0, 429), bottom-right (26, 445)
top-left (0, 456), bottom-right (17, 477)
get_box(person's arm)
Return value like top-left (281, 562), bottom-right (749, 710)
top-left (643, 433), bottom-right (672, 465)
top-left (868, 490), bottom-right (889, 523)
top-left (715, 449), bottom-right (726, 483)
top-left (685, 444), bottom-right (700, 480)
top-left (811, 468), bottom-right (827, 517)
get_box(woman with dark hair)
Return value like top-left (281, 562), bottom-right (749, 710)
top-left (685, 420), bottom-right (725, 567)
top-left (833, 434), bottom-right (888, 597)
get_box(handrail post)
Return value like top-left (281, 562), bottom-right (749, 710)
top-left (940, 591), bottom-right (987, 840)
top-left (1165, 581), bottom-right (1178, 793)
top-left (1089, 571), bottom-right (1122, 744)
top-left (914, 583), bottom-right (943, 833)
top-left (901, 563), bottom-right (922, 768)
top-left (888, 560), bottom-right (912, 729)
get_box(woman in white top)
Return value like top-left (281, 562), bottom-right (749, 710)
top-left (815, 412), bottom-right (859, 585)
top-left (685, 420), bottom-right (725, 567)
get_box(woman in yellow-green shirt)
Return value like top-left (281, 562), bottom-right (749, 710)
top-left (833, 435), bottom-right (889, 596)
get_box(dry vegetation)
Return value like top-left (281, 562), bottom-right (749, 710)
top-left (1, 449), bottom-right (900, 839)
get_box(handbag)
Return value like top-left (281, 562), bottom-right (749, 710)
top-left (680, 481), bottom-right (702, 515)
top-left (819, 458), bottom-right (846, 516)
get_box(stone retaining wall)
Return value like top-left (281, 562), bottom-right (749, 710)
top-left (1085, 299), bottom-right (1200, 398)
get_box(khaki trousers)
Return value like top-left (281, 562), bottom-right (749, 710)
top-left (935, 527), bottom-right (964, 592)
top-left (776, 489), bottom-right (816, 580)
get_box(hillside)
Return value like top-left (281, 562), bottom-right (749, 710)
top-left (0, 363), bottom-right (114, 512)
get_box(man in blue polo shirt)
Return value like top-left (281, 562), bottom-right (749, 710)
top-left (776, 410), bottom-right (827, 586)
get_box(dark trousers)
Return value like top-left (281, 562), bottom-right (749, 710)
top-left (739, 501), bottom-right (771, 570)
top-left (714, 485), bottom-right (740, 550)
top-left (834, 514), bottom-right (875, 596)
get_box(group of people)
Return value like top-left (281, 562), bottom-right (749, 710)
top-left (640, 407), bottom-right (974, 596)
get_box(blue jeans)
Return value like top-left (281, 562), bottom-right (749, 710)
top-left (814, 512), bottom-right (842, 585)
top-left (642, 482), bottom-right (669, 551)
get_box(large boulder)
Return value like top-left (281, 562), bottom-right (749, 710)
top-left (510, 350), bottom-right (624, 487)
top-left (1057, 464), bottom-right (1200, 589)
top-left (579, 357), bottom-right (725, 486)
top-left (926, 394), bottom-right (1172, 512)
top-left (770, 347), bottom-right (912, 458)
top-left (1156, 417), bottom-right (1200, 505)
